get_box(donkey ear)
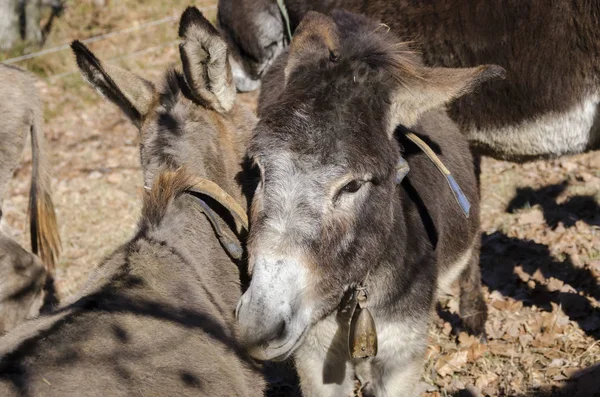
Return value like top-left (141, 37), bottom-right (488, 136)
top-left (178, 6), bottom-right (235, 113)
top-left (284, 11), bottom-right (340, 84)
top-left (389, 65), bottom-right (506, 130)
top-left (71, 40), bottom-right (155, 128)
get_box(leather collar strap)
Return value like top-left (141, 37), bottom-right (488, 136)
top-left (402, 130), bottom-right (471, 218)
top-left (186, 177), bottom-right (248, 260)
top-left (276, 0), bottom-right (293, 41)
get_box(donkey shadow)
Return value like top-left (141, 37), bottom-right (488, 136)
top-left (520, 363), bottom-right (600, 397)
top-left (448, 363), bottom-right (600, 397)
top-left (450, 364), bottom-right (600, 397)
top-left (479, 231), bottom-right (600, 339)
top-left (507, 182), bottom-right (600, 228)
top-left (436, 228), bottom-right (599, 340)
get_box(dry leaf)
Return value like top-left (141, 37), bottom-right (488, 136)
top-left (442, 322), bottom-right (452, 336)
top-left (518, 334), bottom-right (533, 347)
top-left (486, 318), bottom-right (505, 340)
top-left (475, 373), bottom-right (498, 390)
top-left (467, 343), bottom-right (488, 362)
top-left (425, 345), bottom-right (441, 360)
top-left (546, 277), bottom-right (564, 292)
top-left (518, 209), bottom-right (545, 225)
top-left (458, 332), bottom-right (478, 348)
top-left (434, 351), bottom-right (468, 377)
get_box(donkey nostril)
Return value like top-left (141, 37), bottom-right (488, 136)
top-left (275, 319), bottom-right (286, 340)
top-left (259, 318), bottom-right (287, 346)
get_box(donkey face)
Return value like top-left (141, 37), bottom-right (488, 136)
top-left (217, 0), bottom-right (287, 91)
top-left (72, 7), bottom-right (253, 194)
top-left (236, 11), bottom-right (504, 361)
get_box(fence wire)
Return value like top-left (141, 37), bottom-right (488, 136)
top-left (48, 39), bottom-right (179, 81)
top-left (2, 4), bottom-right (216, 65)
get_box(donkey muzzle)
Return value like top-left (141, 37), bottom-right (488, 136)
top-left (236, 255), bottom-right (310, 360)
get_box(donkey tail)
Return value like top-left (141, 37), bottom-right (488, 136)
top-left (28, 107), bottom-right (61, 272)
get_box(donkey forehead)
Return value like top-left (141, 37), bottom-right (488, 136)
top-left (146, 77), bottom-right (220, 141)
top-left (258, 150), bottom-right (347, 184)
top-left (254, 98), bottom-right (391, 156)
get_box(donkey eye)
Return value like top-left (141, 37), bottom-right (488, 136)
top-left (340, 180), bottom-right (364, 194)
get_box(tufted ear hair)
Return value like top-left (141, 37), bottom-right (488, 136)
top-left (72, 40), bottom-right (156, 128)
top-left (178, 6), bottom-right (236, 113)
top-left (388, 64), bottom-right (506, 133)
top-left (284, 11), bottom-right (340, 84)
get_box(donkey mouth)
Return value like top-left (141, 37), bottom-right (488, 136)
top-left (249, 324), bottom-right (309, 362)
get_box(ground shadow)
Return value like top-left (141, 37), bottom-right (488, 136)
top-left (518, 363), bottom-right (600, 397)
top-left (507, 183), bottom-right (600, 228)
top-left (480, 232), bottom-right (600, 339)
top-left (265, 360), bottom-right (302, 397)
top-left (435, 303), bottom-right (466, 337)
top-left (443, 364), bottom-right (600, 397)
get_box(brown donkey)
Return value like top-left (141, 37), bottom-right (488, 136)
top-left (0, 7), bottom-right (264, 396)
top-left (236, 11), bottom-right (504, 396)
top-left (0, 64), bottom-right (60, 333)
top-left (217, 0), bottom-right (600, 161)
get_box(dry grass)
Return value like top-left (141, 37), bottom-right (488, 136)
top-left (1, 1), bottom-right (599, 396)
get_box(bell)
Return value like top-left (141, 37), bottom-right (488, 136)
top-left (348, 306), bottom-right (378, 359)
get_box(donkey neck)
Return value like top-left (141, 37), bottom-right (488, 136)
top-left (366, 184), bottom-right (438, 316)
top-left (146, 193), bottom-right (244, 317)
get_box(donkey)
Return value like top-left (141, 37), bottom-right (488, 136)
top-left (0, 64), bottom-right (60, 334)
top-left (235, 11), bottom-right (505, 396)
top-left (0, 0), bottom-right (64, 50)
top-left (217, 0), bottom-right (600, 161)
top-left (0, 7), bottom-right (265, 396)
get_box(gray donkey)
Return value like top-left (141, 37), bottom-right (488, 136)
top-left (236, 11), bottom-right (504, 396)
top-left (0, 64), bottom-right (60, 334)
top-left (0, 7), bottom-right (264, 396)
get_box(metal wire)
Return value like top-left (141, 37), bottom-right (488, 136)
top-left (48, 39), bottom-right (179, 81)
top-left (2, 4), bottom-right (216, 65)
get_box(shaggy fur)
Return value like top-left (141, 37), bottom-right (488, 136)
top-left (0, 64), bottom-right (60, 333)
top-left (218, 0), bottom-right (600, 161)
top-left (0, 7), bottom-right (264, 396)
top-left (236, 11), bottom-right (498, 396)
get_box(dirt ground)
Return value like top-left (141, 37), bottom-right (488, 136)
top-left (1, 1), bottom-right (599, 396)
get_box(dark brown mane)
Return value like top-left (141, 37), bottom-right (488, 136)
top-left (139, 168), bottom-right (194, 230)
top-left (288, 11), bottom-right (424, 88)
top-left (333, 11), bottom-right (423, 82)
top-left (158, 69), bottom-right (187, 112)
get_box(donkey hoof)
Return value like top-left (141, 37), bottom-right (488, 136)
top-left (478, 332), bottom-right (488, 344)
top-left (461, 310), bottom-right (487, 337)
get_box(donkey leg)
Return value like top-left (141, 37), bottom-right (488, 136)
top-left (293, 316), bottom-right (355, 397)
top-left (366, 359), bottom-right (423, 397)
top-left (363, 319), bottom-right (429, 397)
top-left (459, 244), bottom-right (487, 336)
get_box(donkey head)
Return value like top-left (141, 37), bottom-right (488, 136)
top-left (236, 11), bottom-right (504, 361)
top-left (72, 7), bottom-right (254, 196)
top-left (217, 0), bottom-right (288, 91)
